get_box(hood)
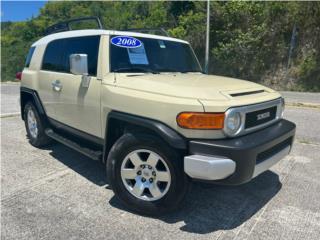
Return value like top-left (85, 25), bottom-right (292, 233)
top-left (114, 73), bottom-right (275, 101)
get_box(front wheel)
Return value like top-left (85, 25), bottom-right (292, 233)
top-left (107, 133), bottom-right (189, 215)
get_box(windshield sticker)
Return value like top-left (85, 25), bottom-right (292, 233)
top-left (127, 45), bottom-right (149, 65)
top-left (158, 40), bottom-right (166, 48)
top-left (111, 36), bottom-right (142, 48)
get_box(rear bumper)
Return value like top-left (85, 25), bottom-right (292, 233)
top-left (184, 119), bottom-right (296, 185)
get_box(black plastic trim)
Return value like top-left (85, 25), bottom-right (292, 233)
top-left (20, 87), bottom-right (46, 119)
top-left (48, 117), bottom-right (104, 146)
top-left (189, 119), bottom-right (296, 185)
top-left (107, 111), bottom-right (187, 150)
top-left (45, 129), bottom-right (102, 161)
top-left (230, 90), bottom-right (265, 97)
top-left (45, 16), bottom-right (103, 35)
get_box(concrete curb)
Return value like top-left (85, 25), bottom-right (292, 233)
top-left (286, 102), bottom-right (320, 109)
top-left (0, 112), bottom-right (20, 118)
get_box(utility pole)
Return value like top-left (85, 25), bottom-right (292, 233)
top-left (204, 0), bottom-right (210, 74)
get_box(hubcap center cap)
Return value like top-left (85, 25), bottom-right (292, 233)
top-left (142, 169), bottom-right (152, 178)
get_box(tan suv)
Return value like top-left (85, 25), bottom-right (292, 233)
top-left (20, 17), bottom-right (296, 215)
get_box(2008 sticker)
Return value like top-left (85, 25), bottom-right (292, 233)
top-left (111, 36), bottom-right (142, 48)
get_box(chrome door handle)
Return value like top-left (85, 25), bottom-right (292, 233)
top-left (51, 80), bottom-right (63, 92)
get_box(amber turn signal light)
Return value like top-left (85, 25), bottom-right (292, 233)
top-left (176, 112), bottom-right (224, 129)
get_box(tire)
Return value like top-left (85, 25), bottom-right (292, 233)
top-left (107, 132), bottom-right (189, 216)
top-left (23, 102), bottom-right (51, 147)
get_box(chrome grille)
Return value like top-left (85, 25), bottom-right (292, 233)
top-left (224, 98), bottom-right (283, 137)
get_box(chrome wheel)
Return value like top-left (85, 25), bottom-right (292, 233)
top-left (27, 108), bottom-right (38, 139)
top-left (120, 149), bottom-right (171, 201)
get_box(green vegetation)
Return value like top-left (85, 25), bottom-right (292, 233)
top-left (1, 1), bottom-right (319, 91)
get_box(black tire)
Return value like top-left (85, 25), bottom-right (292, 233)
top-left (107, 132), bottom-right (189, 216)
top-left (23, 102), bottom-right (51, 147)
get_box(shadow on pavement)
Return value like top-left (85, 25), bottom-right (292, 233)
top-left (46, 141), bottom-right (281, 234)
top-left (47, 143), bottom-right (108, 186)
top-left (110, 171), bottom-right (281, 234)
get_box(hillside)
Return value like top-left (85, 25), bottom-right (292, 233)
top-left (1, 1), bottom-right (319, 91)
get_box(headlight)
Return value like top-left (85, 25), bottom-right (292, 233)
top-left (224, 111), bottom-right (242, 136)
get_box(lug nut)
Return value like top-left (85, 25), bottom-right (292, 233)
top-left (141, 178), bottom-right (146, 182)
top-left (149, 178), bottom-right (153, 183)
top-left (141, 165), bottom-right (145, 169)
top-left (152, 171), bottom-right (156, 176)
top-left (137, 171), bottom-right (141, 175)
top-left (148, 165), bottom-right (152, 169)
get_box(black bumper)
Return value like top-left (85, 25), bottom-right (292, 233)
top-left (188, 119), bottom-right (296, 185)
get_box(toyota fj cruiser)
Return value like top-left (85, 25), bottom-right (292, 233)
top-left (20, 17), bottom-right (296, 215)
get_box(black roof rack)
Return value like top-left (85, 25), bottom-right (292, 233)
top-left (44, 16), bottom-right (103, 36)
top-left (124, 28), bottom-right (170, 37)
top-left (45, 17), bottom-right (169, 37)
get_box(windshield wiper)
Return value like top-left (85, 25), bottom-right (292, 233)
top-left (113, 67), bottom-right (159, 74)
top-left (155, 68), bottom-right (180, 73)
top-left (156, 68), bottom-right (203, 73)
top-left (179, 70), bottom-right (203, 73)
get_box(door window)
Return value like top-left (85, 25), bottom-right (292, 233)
top-left (42, 39), bottom-right (65, 72)
top-left (63, 36), bottom-right (100, 76)
top-left (42, 36), bottom-right (100, 76)
top-left (25, 46), bottom-right (35, 68)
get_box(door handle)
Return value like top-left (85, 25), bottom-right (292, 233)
top-left (51, 80), bottom-right (63, 92)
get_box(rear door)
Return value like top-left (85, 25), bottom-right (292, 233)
top-left (38, 39), bottom-right (64, 118)
top-left (38, 36), bottom-right (102, 138)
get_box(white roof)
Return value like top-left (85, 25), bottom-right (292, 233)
top-left (32, 29), bottom-right (188, 46)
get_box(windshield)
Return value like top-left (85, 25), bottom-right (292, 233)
top-left (110, 36), bottom-right (202, 73)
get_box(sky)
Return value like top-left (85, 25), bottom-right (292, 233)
top-left (1, 0), bottom-right (47, 22)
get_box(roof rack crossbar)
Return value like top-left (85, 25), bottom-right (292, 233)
top-left (45, 16), bottom-right (103, 36)
top-left (123, 28), bottom-right (170, 37)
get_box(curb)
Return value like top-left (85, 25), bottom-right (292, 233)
top-left (286, 102), bottom-right (320, 109)
top-left (0, 112), bottom-right (21, 118)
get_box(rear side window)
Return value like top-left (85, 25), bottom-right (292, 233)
top-left (63, 36), bottom-right (100, 76)
top-left (25, 47), bottom-right (35, 68)
top-left (42, 39), bottom-right (65, 72)
top-left (41, 36), bottom-right (100, 76)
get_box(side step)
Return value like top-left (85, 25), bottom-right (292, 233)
top-left (45, 129), bottom-right (102, 161)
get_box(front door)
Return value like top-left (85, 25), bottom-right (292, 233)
top-left (38, 36), bottom-right (101, 138)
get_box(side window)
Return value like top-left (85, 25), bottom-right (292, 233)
top-left (42, 39), bottom-right (65, 72)
top-left (25, 47), bottom-right (35, 68)
top-left (62, 36), bottom-right (100, 76)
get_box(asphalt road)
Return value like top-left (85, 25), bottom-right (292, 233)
top-left (1, 83), bottom-right (320, 239)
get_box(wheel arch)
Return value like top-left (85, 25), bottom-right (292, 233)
top-left (20, 87), bottom-right (46, 121)
top-left (104, 111), bottom-right (187, 162)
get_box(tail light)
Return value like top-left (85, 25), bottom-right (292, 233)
top-left (16, 72), bottom-right (22, 81)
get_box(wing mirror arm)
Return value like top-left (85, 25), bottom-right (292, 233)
top-left (70, 54), bottom-right (91, 88)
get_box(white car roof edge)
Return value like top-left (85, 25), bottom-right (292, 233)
top-left (32, 29), bottom-right (188, 47)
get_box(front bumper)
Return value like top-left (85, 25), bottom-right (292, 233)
top-left (184, 119), bottom-right (296, 185)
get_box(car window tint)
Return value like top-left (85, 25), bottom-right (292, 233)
top-left (110, 36), bottom-right (201, 73)
top-left (62, 36), bottom-right (100, 76)
top-left (42, 39), bottom-right (65, 72)
top-left (25, 47), bottom-right (35, 68)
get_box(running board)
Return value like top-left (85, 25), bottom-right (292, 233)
top-left (45, 129), bottom-right (102, 161)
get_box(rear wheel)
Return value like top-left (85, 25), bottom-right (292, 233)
top-left (107, 133), bottom-right (189, 215)
top-left (24, 102), bottom-right (51, 147)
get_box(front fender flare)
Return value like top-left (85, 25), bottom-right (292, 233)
top-left (107, 111), bottom-right (187, 150)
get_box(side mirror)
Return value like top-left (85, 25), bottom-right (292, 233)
top-left (70, 54), bottom-right (88, 75)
